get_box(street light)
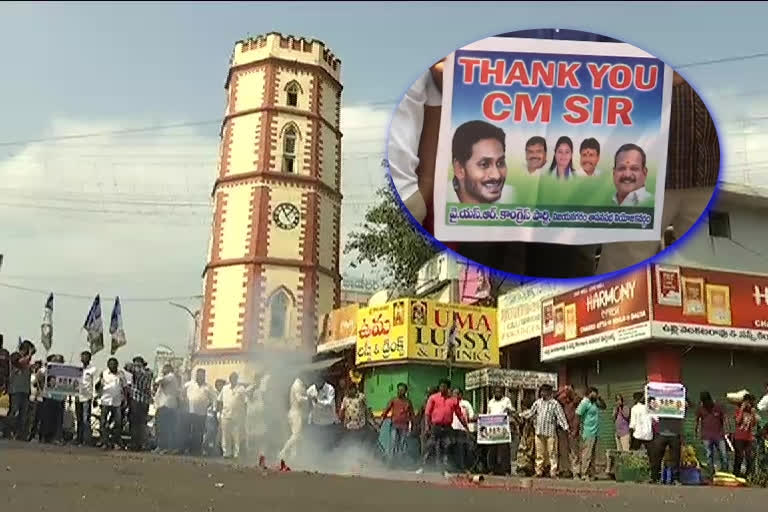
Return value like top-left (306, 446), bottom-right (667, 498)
top-left (168, 301), bottom-right (201, 355)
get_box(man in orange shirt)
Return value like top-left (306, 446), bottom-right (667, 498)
top-left (381, 382), bottom-right (415, 467)
top-left (417, 378), bottom-right (469, 474)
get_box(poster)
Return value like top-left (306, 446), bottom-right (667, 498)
top-left (645, 382), bottom-right (686, 419)
top-left (541, 267), bottom-right (652, 361)
top-left (433, 36), bottom-right (673, 244)
top-left (542, 299), bottom-right (554, 334)
top-left (476, 414), bottom-right (512, 445)
top-left (706, 284), bottom-right (732, 326)
top-left (44, 363), bottom-right (83, 400)
top-left (655, 264), bottom-right (682, 306)
top-left (497, 282), bottom-right (573, 346)
top-left (652, 264), bottom-right (768, 345)
top-left (681, 277), bottom-right (706, 316)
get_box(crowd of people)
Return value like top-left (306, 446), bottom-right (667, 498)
top-left (3, 336), bottom-right (768, 486)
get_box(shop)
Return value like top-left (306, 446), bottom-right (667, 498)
top-left (540, 264), bottom-right (768, 467)
top-left (315, 304), bottom-right (360, 405)
top-left (355, 298), bottom-right (500, 413)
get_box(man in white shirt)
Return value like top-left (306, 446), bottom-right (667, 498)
top-left (451, 388), bottom-right (475, 472)
top-left (153, 363), bottom-right (179, 454)
top-left (96, 357), bottom-right (127, 449)
top-left (629, 392), bottom-right (653, 451)
top-left (279, 376), bottom-right (308, 463)
top-left (524, 136), bottom-right (548, 176)
top-left (574, 138), bottom-right (606, 178)
top-left (76, 350), bottom-right (96, 446)
top-left (184, 368), bottom-right (216, 456)
top-left (217, 371), bottom-right (247, 459)
top-left (306, 376), bottom-right (339, 451)
top-left (448, 120), bottom-right (516, 205)
top-left (612, 144), bottom-right (653, 206)
top-left (486, 387), bottom-right (515, 475)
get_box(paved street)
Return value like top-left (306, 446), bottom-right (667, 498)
top-left (1, 440), bottom-right (766, 512)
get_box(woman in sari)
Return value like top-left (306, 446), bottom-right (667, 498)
top-left (515, 395), bottom-right (537, 476)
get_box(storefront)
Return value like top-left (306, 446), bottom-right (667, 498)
top-left (315, 304), bottom-right (359, 404)
top-left (540, 264), bottom-right (768, 465)
top-left (355, 298), bottom-right (500, 413)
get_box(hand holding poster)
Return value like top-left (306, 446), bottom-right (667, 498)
top-left (645, 382), bottom-right (686, 419)
top-left (44, 363), bottom-right (84, 400)
top-left (476, 414), bottom-right (512, 444)
top-left (433, 36), bottom-right (673, 244)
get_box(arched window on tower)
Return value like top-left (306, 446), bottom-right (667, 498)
top-left (268, 289), bottom-right (291, 339)
top-left (286, 82), bottom-right (299, 107)
top-left (283, 126), bottom-right (297, 173)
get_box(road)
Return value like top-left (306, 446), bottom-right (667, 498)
top-left (1, 440), bottom-right (766, 512)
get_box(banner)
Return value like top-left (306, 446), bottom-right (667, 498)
top-left (645, 382), bottom-right (686, 419)
top-left (458, 263), bottom-right (491, 304)
top-left (41, 293), bottom-right (53, 351)
top-left (541, 267), bottom-right (652, 361)
top-left (497, 281), bottom-right (575, 346)
top-left (433, 36), bottom-right (672, 245)
top-left (408, 300), bottom-right (499, 365)
top-left (43, 363), bottom-right (83, 400)
top-left (83, 295), bottom-right (104, 355)
top-left (476, 414), bottom-right (511, 445)
top-left (355, 302), bottom-right (407, 364)
top-left (318, 304), bottom-right (358, 353)
top-left (651, 265), bottom-right (768, 346)
top-left (355, 299), bottom-right (499, 366)
top-left (109, 296), bottom-right (127, 355)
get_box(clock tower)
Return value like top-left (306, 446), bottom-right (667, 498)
top-left (192, 33), bottom-right (343, 384)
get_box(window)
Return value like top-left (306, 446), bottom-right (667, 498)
top-left (286, 83), bottom-right (299, 107)
top-left (268, 290), bottom-right (291, 338)
top-left (283, 126), bottom-right (297, 173)
top-left (708, 211), bottom-right (731, 238)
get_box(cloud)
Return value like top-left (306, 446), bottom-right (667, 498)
top-left (0, 103), bottom-right (392, 361)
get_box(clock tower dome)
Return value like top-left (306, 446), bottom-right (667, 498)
top-left (192, 33), bottom-right (343, 383)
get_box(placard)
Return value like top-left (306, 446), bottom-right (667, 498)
top-left (476, 414), bottom-right (511, 445)
top-left (645, 382), bottom-right (686, 419)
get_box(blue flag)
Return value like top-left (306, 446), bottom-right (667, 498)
top-left (109, 296), bottom-right (127, 355)
top-left (41, 293), bottom-right (54, 351)
top-left (83, 295), bottom-right (104, 355)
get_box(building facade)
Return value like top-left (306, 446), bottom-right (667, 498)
top-left (193, 33), bottom-right (343, 384)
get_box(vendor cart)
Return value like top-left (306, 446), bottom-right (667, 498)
top-left (465, 368), bottom-right (558, 413)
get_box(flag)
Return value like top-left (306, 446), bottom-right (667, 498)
top-left (109, 296), bottom-right (127, 355)
top-left (446, 322), bottom-right (458, 364)
top-left (83, 295), bottom-right (104, 355)
top-left (41, 293), bottom-right (54, 351)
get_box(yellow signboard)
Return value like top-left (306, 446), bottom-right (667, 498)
top-left (408, 300), bottom-right (498, 365)
top-left (355, 301), bottom-right (408, 365)
top-left (355, 299), bottom-right (498, 367)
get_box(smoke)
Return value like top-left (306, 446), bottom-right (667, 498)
top-left (237, 344), bottom-right (390, 477)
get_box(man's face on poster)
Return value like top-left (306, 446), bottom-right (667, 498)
top-left (712, 291), bottom-right (726, 308)
top-left (556, 309), bottom-right (564, 323)
top-left (525, 142), bottom-right (546, 172)
top-left (686, 284), bottom-right (701, 300)
top-left (454, 138), bottom-right (508, 203)
top-left (580, 148), bottom-right (600, 175)
top-left (613, 149), bottom-right (648, 198)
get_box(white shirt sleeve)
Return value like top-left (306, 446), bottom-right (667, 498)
top-left (629, 405), bottom-right (637, 431)
top-left (387, 71), bottom-right (432, 205)
top-left (317, 385), bottom-right (335, 407)
top-left (758, 393), bottom-right (768, 412)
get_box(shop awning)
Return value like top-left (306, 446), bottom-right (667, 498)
top-left (303, 356), bottom-right (344, 372)
top-left (316, 339), bottom-right (355, 354)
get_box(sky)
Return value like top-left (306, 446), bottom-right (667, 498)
top-left (1, 1), bottom-right (768, 366)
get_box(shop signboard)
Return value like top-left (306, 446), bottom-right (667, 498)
top-left (497, 281), bottom-right (577, 347)
top-left (408, 299), bottom-right (499, 366)
top-left (540, 267), bottom-right (652, 362)
top-left (645, 382), bottom-right (686, 419)
top-left (355, 299), bottom-right (499, 366)
top-left (317, 304), bottom-right (358, 353)
top-left (476, 414), bottom-right (511, 444)
top-left (650, 265), bottom-right (768, 346)
top-left (355, 301), bottom-right (408, 365)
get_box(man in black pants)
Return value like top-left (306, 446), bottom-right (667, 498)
top-left (647, 416), bottom-right (683, 484)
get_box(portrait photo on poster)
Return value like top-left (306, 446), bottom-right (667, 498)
top-left (386, 28), bottom-right (721, 279)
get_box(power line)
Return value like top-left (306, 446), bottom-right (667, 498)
top-left (0, 282), bottom-right (202, 302)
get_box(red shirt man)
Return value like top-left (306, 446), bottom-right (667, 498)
top-left (381, 383), bottom-right (415, 431)
top-left (425, 388), bottom-right (466, 428)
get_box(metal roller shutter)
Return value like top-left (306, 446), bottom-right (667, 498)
top-left (586, 349), bottom-right (648, 469)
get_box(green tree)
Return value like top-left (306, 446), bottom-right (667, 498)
top-left (344, 184), bottom-right (437, 291)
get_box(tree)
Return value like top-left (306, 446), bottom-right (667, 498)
top-left (344, 183), bottom-right (437, 291)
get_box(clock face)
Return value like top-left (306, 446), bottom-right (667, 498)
top-left (273, 202), bottom-right (300, 230)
